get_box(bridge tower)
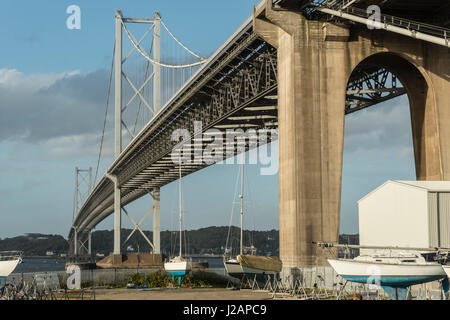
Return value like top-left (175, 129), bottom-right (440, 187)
top-left (112, 11), bottom-right (162, 260)
top-left (253, 0), bottom-right (450, 277)
top-left (71, 167), bottom-right (92, 256)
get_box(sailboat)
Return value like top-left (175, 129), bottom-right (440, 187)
top-left (314, 242), bottom-right (448, 300)
top-left (164, 163), bottom-right (191, 281)
top-left (0, 251), bottom-right (22, 281)
top-left (328, 252), bottom-right (447, 287)
top-left (223, 153), bottom-right (282, 279)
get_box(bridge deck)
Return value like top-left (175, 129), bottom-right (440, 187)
top-left (70, 2), bottom-right (278, 238)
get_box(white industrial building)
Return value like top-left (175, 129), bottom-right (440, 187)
top-left (358, 180), bottom-right (450, 252)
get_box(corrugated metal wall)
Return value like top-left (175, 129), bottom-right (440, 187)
top-left (428, 192), bottom-right (450, 248)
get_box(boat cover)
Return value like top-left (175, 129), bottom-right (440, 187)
top-left (237, 255), bottom-right (282, 273)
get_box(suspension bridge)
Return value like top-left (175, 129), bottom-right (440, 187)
top-left (69, 0), bottom-right (450, 278)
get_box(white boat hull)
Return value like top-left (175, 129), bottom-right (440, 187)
top-left (164, 260), bottom-right (191, 276)
top-left (328, 259), bottom-right (446, 287)
top-left (443, 265), bottom-right (450, 278)
top-left (0, 259), bottom-right (21, 279)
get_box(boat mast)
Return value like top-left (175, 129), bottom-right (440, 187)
top-left (179, 161), bottom-right (182, 258)
top-left (240, 151), bottom-right (244, 256)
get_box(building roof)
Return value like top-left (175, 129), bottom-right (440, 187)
top-left (394, 180), bottom-right (450, 191)
top-left (358, 180), bottom-right (450, 203)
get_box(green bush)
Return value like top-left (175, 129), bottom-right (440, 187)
top-left (126, 271), bottom-right (219, 289)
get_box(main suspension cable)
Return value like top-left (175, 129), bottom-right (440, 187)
top-left (121, 19), bottom-right (206, 69)
top-left (160, 19), bottom-right (206, 61)
top-left (94, 39), bottom-right (115, 187)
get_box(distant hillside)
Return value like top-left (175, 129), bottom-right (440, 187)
top-left (90, 228), bottom-right (358, 257)
top-left (0, 228), bottom-right (359, 257)
top-left (0, 234), bottom-right (68, 256)
top-left (91, 226), bottom-right (280, 257)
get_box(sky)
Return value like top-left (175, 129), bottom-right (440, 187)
top-left (0, 0), bottom-right (416, 239)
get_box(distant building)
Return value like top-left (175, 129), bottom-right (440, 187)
top-left (24, 233), bottom-right (48, 240)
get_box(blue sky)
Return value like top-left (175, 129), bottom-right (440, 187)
top-left (0, 0), bottom-right (416, 239)
top-left (0, 1), bottom-right (260, 73)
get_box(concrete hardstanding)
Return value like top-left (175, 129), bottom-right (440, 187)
top-left (253, 0), bottom-right (450, 271)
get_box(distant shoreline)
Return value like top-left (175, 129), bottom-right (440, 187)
top-left (23, 256), bottom-right (67, 259)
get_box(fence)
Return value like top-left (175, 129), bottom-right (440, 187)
top-left (1, 266), bottom-right (446, 300)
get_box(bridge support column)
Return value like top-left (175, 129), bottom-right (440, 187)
top-left (114, 11), bottom-right (123, 158)
top-left (402, 57), bottom-right (450, 181)
top-left (113, 178), bottom-right (121, 256)
top-left (88, 231), bottom-right (92, 256)
top-left (254, 2), bottom-right (349, 269)
top-left (74, 229), bottom-right (78, 256)
top-left (152, 188), bottom-right (161, 254)
top-left (153, 12), bottom-right (161, 112)
top-left (112, 11), bottom-right (123, 263)
top-left (106, 173), bottom-right (122, 258)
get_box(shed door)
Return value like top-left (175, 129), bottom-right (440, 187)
top-left (438, 193), bottom-right (450, 248)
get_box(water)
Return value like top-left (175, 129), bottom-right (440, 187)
top-left (10, 257), bottom-right (225, 275)
top-left (13, 258), bottom-right (66, 274)
top-left (191, 257), bottom-right (225, 270)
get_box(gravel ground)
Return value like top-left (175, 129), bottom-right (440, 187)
top-left (94, 287), bottom-right (273, 300)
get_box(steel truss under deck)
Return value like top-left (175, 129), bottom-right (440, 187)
top-left (346, 67), bottom-right (406, 114)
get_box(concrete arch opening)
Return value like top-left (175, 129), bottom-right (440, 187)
top-left (341, 53), bottom-right (420, 239)
top-left (346, 52), bottom-right (442, 181)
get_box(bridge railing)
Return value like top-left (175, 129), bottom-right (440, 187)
top-left (309, 1), bottom-right (450, 47)
top-left (338, 5), bottom-right (449, 40)
top-left (277, 1), bottom-right (449, 43)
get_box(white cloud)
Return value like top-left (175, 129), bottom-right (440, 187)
top-left (38, 133), bottom-right (114, 159)
top-left (0, 68), bottom-right (111, 152)
top-left (0, 68), bottom-right (79, 91)
top-left (0, 67), bottom-right (154, 163)
top-left (343, 95), bottom-right (413, 158)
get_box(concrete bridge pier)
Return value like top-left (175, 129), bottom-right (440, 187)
top-left (254, 3), bottom-right (348, 271)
